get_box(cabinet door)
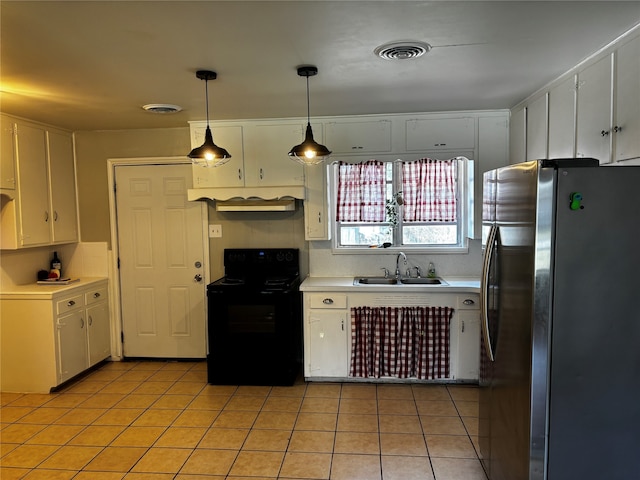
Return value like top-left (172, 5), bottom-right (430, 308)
top-left (405, 117), bottom-right (475, 152)
top-left (325, 119), bottom-right (392, 154)
top-left (86, 301), bottom-right (110, 366)
top-left (242, 123), bottom-right (306, 186)
top-left (509, 107), bottom-right (526, 164)
top-left (456, 309), bottom-right (480, 381)
top-left (15, 123), bottom-right (50, 246)
top-left (526, 94), bottom-right (548, 161)
top-left (56, 310), bottom-right (88, 383)
top-left (191, 125), bottom-right (245, 188)
top-left (576, 55), bottom-right (613, 163)
top-left (304, 164), bottom-right (330, 240)
top-left (548, 76), bottom-right (577, 158)
top-left (614, 35), bottom-right (640, 162)
top-left (307, 310), bottom-right (348, 377)
top-left (47, 131), bottom-right (78, 243)
top-left (0, 115), bottom-right (16, 190)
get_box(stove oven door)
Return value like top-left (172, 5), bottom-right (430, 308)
top-left (207, 285), bottom-right (301, 386)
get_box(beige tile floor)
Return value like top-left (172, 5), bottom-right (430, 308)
top-left (0, 360), bottom-right (487, 480)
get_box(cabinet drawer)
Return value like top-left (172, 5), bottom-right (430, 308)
top-left (457, 295), bottom-right (480, 310)
top-left (85, 286), bottom-right (107, 306)
top-left (309, 294), bottom-right (347, 309)
top-left (56, 294), bottom-right (83, 315)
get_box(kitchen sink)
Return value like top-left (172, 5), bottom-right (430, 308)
top-left (400, 277), bottom-right (448, 285)
top-left (354, 277), bottom-right (398, 285)
top-left (353, 276), bottom-right (448, 285)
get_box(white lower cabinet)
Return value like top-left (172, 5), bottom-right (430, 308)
top-left (0, 280), bottom-right (110, 393)
top-left (303, 290), bottom-right (480, 382)
top-left (453, 295), bottom-right (481, 381)
top-left (304, 294), bottom-right (348, 378)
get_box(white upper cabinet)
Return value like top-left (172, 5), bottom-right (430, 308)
top-left (0, 115), bottom-right (16, 190)
top-left (14, 123), bottom-right (51, 246)
top-left (324, 119), bottom-right (392, 155)
top-left (576, 54), bottom-right (612, 163)
top-left (191, 125), bottom-right (245, 188)
top-left (509, 107), bottom-right (526, 164)
top-left (526, 94), bottom-right (548, 161)
top-left (190, 121), bottom-right (305, 189)
top-left (514, 28), bottom-right (639, 166)
top-left (48, 131), bottom-right (79, 244)
top-left (613, 35), bottom-right (640, 162)
top-left (242, 123), bottom-right (305, 186)
top-left (548, 76), bottom-right (577, 158)
top-left (0, 115), bottom-right (78, 249)
top-left (405, 117), bottom-right (475, 152)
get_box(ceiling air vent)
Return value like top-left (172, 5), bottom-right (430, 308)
top-left (374, 41), bottom-right (432, 60)
top-left (142, 104), bottom-right (182, 114)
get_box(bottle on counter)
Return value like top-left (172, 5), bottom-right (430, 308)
top-left (50, 251), bottom-right (62, 276)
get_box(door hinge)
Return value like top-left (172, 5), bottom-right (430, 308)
top-left (121, 331), bottom-right (124, 343)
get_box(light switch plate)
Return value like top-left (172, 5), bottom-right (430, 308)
top-left (209, 224), bottom-right (222, 238)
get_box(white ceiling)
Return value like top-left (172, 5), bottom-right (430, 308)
top-left (1, 1), bottom-right (639, 132)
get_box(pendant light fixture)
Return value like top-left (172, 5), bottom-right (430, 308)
top-left (188, 70), bottom-right (231, 167)
top-left (288, 65), bottom-right (331, 165)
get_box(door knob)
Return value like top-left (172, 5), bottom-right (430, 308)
top-left (194, 274), bottom-right (203, 282)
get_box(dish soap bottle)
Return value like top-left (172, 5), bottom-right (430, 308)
top-left (427, 262), bottom-right (436, 278)
top-left (50, 251), bottom-right (62, 276)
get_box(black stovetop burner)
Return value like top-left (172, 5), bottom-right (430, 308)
top-left (209, 248), bottom-right (300, 292)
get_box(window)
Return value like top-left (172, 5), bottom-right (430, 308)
top-left (332, 157), bottom-right (473, 252)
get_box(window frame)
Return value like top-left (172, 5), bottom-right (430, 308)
top-left (330, 156), bottom-right (473, 254)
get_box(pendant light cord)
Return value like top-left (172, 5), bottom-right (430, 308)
top-left (306, 75), bottom-right (311, 126)
top-left (205, 79), bottom-right (210, 126)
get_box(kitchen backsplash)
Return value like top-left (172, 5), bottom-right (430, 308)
top-left (0, 242), bottom-right (109, 287)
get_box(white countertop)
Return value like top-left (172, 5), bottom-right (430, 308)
top-left (300, 276), bottom-right (480, 293)
top-left (0, 277), bottom-right (108, 300)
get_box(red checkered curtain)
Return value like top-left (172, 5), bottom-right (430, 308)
top-left (413, 306), bottom-right (454, 379)
top-left (402, 158), bottom-right (457, 222)
top-left (350, 306), bottom-right (453, 380)
top-left (336, 160), bottom-right (386, 222)
top-left (350, 307), bottom-right (397, 377)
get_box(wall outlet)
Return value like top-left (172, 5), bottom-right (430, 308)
top-left (209, 224), bottom-right (222, 238)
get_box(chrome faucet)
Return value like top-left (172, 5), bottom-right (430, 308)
top-left (395, 252), bottom-right (407, 278)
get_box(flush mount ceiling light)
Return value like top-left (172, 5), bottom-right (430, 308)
top-left (288, 65), bottom-right (331, 166)
top-left (142, 104), bottom-right (182, 114)
top-left (187, 70), bottom-right (231, 167)
top-left (374, 41), bottom-right (432, 60)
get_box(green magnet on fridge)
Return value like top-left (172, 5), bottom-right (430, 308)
top-left (569, 192), bottom-right (583, 210)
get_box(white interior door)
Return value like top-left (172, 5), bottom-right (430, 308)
top-left (115, 163), bottom-right (207, 358)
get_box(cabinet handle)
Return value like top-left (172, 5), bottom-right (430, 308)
top-left (317, 212), bottom-right (321, 223)
top-left (80, 318), bottom-right (85, 328)
top-left (462, 320), bottom-right (465, 333)
top-left (54, 210), bottom-right (58, 221)
top-left (93, 292), bottom-right (101, 298)
top-left (341, 320), bottom-right (345, 331)
top-left (614, 125), bottom-right (622, 133)
top-left (463, 299), bottom-right (475, 305)
top-left (44, 211), bottom-right (49, 222)
top-left (238, 169), bottom-right (242, 180)
top-left (351, 146), bottom-right (364, 150)
top-left (260, 168), bottom-right (264, 180)
top-left (601, 129), bottom-right (610, 136)
top-left (88, 315), bottom-right (93, 326)
top-left (67, 300), bottom-right (76, 307)
top-left (434, 143), bottom-right (447, 147)
top-left (322, 298), bottom-right (334, 305)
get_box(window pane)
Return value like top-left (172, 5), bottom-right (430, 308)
top-left (402, 225), bottom-right (457, 245)
top-left (340, 225), bottom-right (392, 246)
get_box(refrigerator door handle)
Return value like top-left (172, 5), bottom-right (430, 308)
top-left (480, 223), bottom-right (498, 362)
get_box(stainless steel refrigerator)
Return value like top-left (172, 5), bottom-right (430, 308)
top-left (479, 159), bottom-right (640, 480)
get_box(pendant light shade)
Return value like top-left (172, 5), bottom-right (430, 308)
top-left (188, 70), bottom-right (231, 167)
top-left (288, 65), bottom-right (331, 165)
